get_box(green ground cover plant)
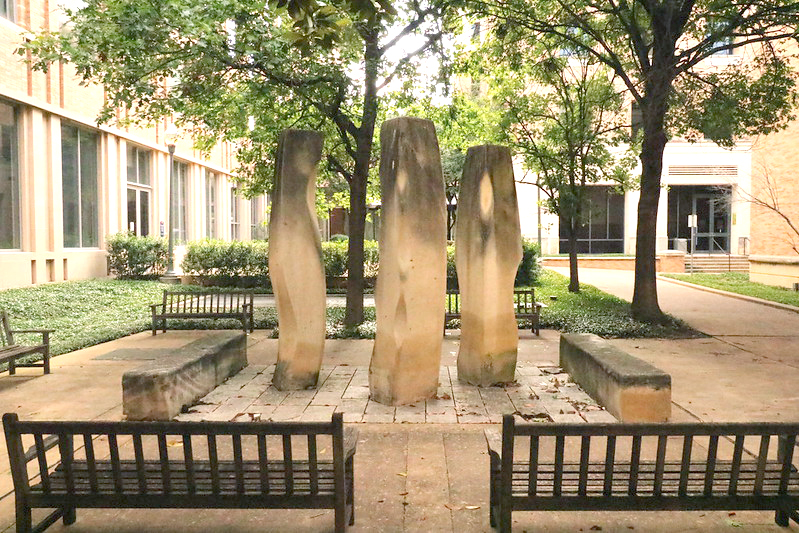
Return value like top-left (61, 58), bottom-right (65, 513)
top-left (662, 272), bottom-right (799, 308)
top-left (1, 268), bottom-right (697, 370)
top-left (532, 270), bottom-right (698, 338)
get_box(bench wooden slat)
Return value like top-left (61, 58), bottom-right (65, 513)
top-left (233, 434), bottom-right (245, 495)
top-left (83, 434), bottom-right (98, 494)
top-left (755, 435), bottom-right (770, 494)
top-left (705, 435), bottom-right (719, 496)
top-left (258, 433), bottom-right (269, 494)
top-left (284, 434), bottom-right (294, 496)
top-left (603, 435), bottom-right (615, 496)
top-left (108, 434), bottom-right (123, 494)
top-left (527, 436), bottom-right (538, 496)
top-left (628, 435), bottom-right (641, 496)
top-left (309, 434), bottom-right (319, 495)
top-left (653, 435), bottom-right (667, 496)
top-left (208, 434), bottom-right (220, 496)
top-left (34, 434), bottom-right (51, 493)
top-left (133, 434), bottom-right (147, 494)
top-left (679, 435), bottom-right (692, 496)
top-left (729, 434), bottom-right (745, 495)
top-left (183, 434), bottom-right (195, 495)
top-left (780, 435), bottom-right (797, 495)
top-left (577, 436), bottom-right (589, 496)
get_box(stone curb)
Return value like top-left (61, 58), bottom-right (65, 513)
top-left (657, 275), bottom-right (799, 314)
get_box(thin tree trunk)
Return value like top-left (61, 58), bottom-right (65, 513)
top-left (567, 219), bottom-right (580, 293)
top-left (631, 93), bottom-right (669, 323)
top-left (344, 25), bottom-right (380, 328)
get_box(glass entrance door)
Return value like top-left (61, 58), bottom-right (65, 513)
top-left (693, 194), bottom-right (729, 252)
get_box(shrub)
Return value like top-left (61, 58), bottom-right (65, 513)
top-left (106, 232), bottom-right (168, 280)
top-left (330, 234), bottom-right (349, 242)
top-left (515, 238), bottom-right (541, 287)
top-left (321, 241), bottom-right (349, 277)
top-left (181, 240), bottom-right (269, 287)
top-left (321, 240), bottom-right (380, 278)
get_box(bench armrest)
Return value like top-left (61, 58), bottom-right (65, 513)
top-left (11, 329), bottom-right (54, 334)
top-left (535, 302), bottom-right (548, 310)
top-left (150, 303), bottom-right (165, 311)
top-left (484, 429), bottom-right (502, 459)
top-left (343, 427), bottom-right (359, 459)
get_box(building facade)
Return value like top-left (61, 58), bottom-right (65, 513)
top-left (0, 1), bottom-right (268, 290)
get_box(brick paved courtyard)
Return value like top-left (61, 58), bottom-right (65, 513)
top-left (176, 362), bottom-right (615, 424)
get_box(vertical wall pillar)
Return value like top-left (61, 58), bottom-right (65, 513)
top-left (269, 130), bottom-right (326, 390)
top-left (456, 145), bottom-right (522, 386)
top-left (370, 117), bottom-right (447, 405)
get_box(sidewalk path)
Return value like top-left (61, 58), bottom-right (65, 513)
top-left (549, 266), bottom-right (799, 426)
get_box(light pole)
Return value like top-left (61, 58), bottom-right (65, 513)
top-left (161, 124), bottom-right (180, 283)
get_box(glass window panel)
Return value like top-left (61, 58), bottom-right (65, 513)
top-left (695, 197), bottom-right (710, 233)
top-left (230, 187), bottom-right (239, 240)
top-left (61, 125), bottom-right (80, 248)
top-left (127, 188), bottom-right (136, 233)
top-left (607, 192), bottom-right (624, 240)
top-left (1, 0), bottom-right (14, 21)
top-left (137, 149), bottom-right (150, 185)
top-left (0, 100), bottom-right (20, 249)
top-left (140, 191), bottom-right (149, 236)
top-left (126, 144), bottom-right (137, 183)
top-left (79, 130), bottom-right (98, 247)
top-left (206, 171), bottom-right (216, 238)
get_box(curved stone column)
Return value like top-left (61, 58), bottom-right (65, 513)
top-left (456, 145), bottom-right (522, 386)
top-left (369, 117), bottom-right (447, 405)
top-left (269, 130), bottom-right (326, 390)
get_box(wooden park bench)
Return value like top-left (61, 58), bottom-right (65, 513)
top-left (445, 289), bottom-right (546, 335)
top-left (150, 290), bottom-right (254, 335)
top-left (486, 415), bottom-right (799, 532)
top-left (1, 310), bottom-right (52, 375)
top-left (3, 412), bottom-right (357, 533)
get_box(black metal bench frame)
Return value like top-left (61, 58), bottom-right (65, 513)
top-left (486, 415), bottom-right (799, 532)
top-left (150, 290), bottom-right (254, 335)
top-left (445, 289), bottom-right (545, 335)
top-left (1, 310), bottom-right (52, 375)
top-left (3, 412), bottom-right (356, 533)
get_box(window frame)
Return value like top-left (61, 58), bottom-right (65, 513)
top-left (126, 144), bottom-right (152, 236)
top-left (230, 186), bottom-right (239, 240)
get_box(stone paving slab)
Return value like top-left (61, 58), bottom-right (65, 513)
top-left (176, 363), bottom-right (611, 424)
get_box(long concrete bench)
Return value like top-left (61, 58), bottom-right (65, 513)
top-left (122, 332), bottom-right (247, 420)
top-left (559, 333), bottom-right (671, 422)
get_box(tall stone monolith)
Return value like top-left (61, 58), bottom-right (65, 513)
top-left (269, 130), bottom-right (326, 390)
top-left (456, 145), bottom-right (523, 386)
top-left (369, 117), bottom-right (447, 405)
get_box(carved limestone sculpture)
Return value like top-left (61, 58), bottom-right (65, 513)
top-left (456, 145), bottom-right (523, 386)
top-left (269, 130), bottom-right (326, 390)
top-left (370, 117), bottom-right (447, 405)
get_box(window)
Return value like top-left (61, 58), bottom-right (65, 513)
top-left (1, 0), bottom-right (14, 21)
top-left (559, 186), bottom-right (624, 254)
top-left (0, 100), bottom-right (20, 249)
top-left (62, 124), bottom-right (98, 248)
top-left (126, 144), bottom-right (151, 236)
top-left (205, 170), bottom-right (217, 238)
top-left (172, 160), bottom-right (188, 243)
top-left (471, 22), bottom-right (481, 43)
top-left (250, 195), bottom-right (267, 240)
top-left (230, 187), bottom-right (239, 240)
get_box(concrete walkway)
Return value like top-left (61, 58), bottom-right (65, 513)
top-left (1, 270), bottom-right (798, 531)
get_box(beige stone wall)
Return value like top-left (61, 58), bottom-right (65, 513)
top-left (749, 256), bottom-right (799, 289)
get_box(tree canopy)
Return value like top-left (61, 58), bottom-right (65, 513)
top-left (464, 0), bottom-right (799, 321)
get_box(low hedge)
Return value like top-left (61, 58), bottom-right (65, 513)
top-left (105, 234), bottom-right (541, 289)
top-left (106, 232), bottom-right (168, 280)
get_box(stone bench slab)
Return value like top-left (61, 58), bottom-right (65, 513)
top-left (559, 333), bottom-right (671, 422)
top-left (123, 332), bottom-right (247, 420)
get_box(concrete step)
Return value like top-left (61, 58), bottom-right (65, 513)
top-left (685, 255), bottom-right (749, 273)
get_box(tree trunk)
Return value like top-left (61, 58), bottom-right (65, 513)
top-left (344, 25), bottom-right (380, 328)
top-left (631, 90), bottom-right (669, 323)
top-left (567, 219), bottom-right (580, 292)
